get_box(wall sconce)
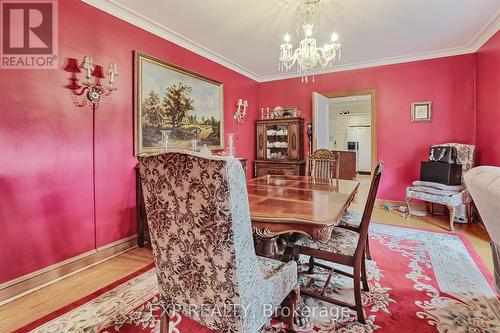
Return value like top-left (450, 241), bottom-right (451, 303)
top-left (233, 98), bottom-right (248, 123)
top-left (64, 56), bottom-right (118, 109)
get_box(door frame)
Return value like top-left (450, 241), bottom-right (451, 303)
top-left (312, 89), bottom-right (378, 173)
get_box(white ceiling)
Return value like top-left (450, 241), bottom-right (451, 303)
top-left (83, 0), bottom-right (500, 82)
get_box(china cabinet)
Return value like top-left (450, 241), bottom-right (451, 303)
top-left (254, 117), bottom-right (305, 177)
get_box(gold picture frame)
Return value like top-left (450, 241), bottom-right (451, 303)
top-left (134, 51), bottom-right (224, 155)
top-left (282, 106), bottom-right (299, 117)
top-left (411, 101), bottom-right (432, 122)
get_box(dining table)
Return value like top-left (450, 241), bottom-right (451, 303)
top-left (247, 175), bottom-right (360, 258)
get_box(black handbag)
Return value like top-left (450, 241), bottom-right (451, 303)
top-left (429, 146), bottom-right (457, 164)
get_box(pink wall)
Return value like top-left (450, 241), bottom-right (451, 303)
top-left (475, 31), bottom-right (500, 166)
top-left (0, 0), bottom-right (258, 283)
top-left (0, 0), bottom-right (496, 285)
top-left (258, 55), bottom-right (476, 200)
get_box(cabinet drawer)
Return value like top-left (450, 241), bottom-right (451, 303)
top-left (256, 165), bottom-right (299, 177)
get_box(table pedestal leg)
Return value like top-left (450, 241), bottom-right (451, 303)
top-left (255, 235), bottom-right (280, 258)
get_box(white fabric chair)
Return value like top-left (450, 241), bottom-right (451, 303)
top-left (464, 166), bottom-right (500, 294)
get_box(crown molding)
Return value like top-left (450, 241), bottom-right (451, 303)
top-left (80, 0), bottom-right (262, 82)
top-left (469, 9), bottom-right (500, 52)
top-left (81, 0), bottom-right (499, 83)
top-left (258, 45), bottom-right (477, 82)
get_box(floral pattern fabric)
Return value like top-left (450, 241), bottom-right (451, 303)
top-left (406, 187), bottom-right (470, 207)
top-left (412, 180), bottom-right (464, 192)
top-left (139, 152), bottom-right (297, 333)
top-left (225, 156), bottom-right (297, 332)
top-left (294, 227), bottom-right (360, 257)
top-left (337, 210), bottom-right (363, 230)
top-left (410, 186), bottom-right (461, 197)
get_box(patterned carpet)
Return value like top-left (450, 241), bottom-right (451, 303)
top-left (16, 224), bottom-right (500, 333)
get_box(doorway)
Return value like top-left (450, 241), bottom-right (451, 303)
top-left (312, 90), bottom-right (377, 175)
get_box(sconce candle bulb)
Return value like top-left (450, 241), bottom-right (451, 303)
top-left (234, 98), bottom-right (248, 123)
top-left (106, 63), bottom-right (118, 91)
top-left (79, 56), bottom-right (93, 86)
top-left (65, 56), bottom-right (118, 109)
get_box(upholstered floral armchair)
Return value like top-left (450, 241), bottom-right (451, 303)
top-left (405, 143), bottom-right (476, 231)
top-left (138, 151), bottom-right (299, 333)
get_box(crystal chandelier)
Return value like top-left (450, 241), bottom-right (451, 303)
top-left (278, 0), bottom-right (342, 82)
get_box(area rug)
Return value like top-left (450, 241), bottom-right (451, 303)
top-left (15, 224), bottom-right (500, 333)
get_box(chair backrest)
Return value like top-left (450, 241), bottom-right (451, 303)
top-left (138, 152), bottom-right (261, 332)
top-left (355, 161), bottom-right (383, 257)
top-left (432, 143), bottom-right (476, 183)
top-left (306, 149), bottom-right (340, 180)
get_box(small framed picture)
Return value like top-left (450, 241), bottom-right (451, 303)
top-left (283, 106), bottom-right (299, 118)
top-left (411, 101), bottom-right (432, 122)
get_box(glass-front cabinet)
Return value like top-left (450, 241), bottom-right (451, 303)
top-left (255, 118), bottom-right (305, 177)
top-left (265, 123), bottom-right (289, 159)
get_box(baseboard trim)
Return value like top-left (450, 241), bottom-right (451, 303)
top-left (0, 235), bottom-right (138, 305)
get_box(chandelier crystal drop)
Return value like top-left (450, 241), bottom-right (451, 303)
top-left (278, 0), bottom-right (342, 82)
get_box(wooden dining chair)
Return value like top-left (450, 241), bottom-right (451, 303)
top-left (292, 162), bottom-right (383, 324)
top-left (306, 149), bottom-right (340, 180)
top-left (337, 162), bottom-right (384, 260)
top-left (138, 151), bottom-right (300, 333)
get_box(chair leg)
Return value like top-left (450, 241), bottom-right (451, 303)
top-left (307, 256), bottom-right (315, 274)
top-left (448, 205), bottom-right (456, 231)
top-left (405, 198), bottom-right (412, 219)
top-left (468, 203), bottom-right (474, 224)
top-left (365, 237), bottom-right (372, 260)
top-left (361, 252), bottom-right (369, 292)
top-left (353, 264), bottom-right (365, 324)
top-left (292, 246), bottom-right (302, 274)
top-left (285, 284), bottom-right (301, 333)
top-left (160, 310), bottom-right (170, 333)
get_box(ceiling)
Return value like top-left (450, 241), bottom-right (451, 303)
top-left (83, 0), bottom-right (500, 82)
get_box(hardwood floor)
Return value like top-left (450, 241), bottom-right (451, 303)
top-left (0, 248), bottom-right (154, 332)
top-left (0, 178), bottom-right (492, 332)
top-left (352, 174), bottom-right (493, 273)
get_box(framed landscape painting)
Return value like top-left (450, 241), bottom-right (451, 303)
top-left (134, 51), bottom-right (224, 155)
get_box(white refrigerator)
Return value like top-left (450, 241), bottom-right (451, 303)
top-left (346, 126), bottom-right (371, 173)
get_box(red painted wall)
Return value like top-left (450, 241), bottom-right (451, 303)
top-left (0, 0), bottom-right (494, 285)
top-left (475, 31), bottom-right (500, 166)
top-left (0, 0), bottom-right (258, 283)
top-left (258, 55), bottom-right (476, 200)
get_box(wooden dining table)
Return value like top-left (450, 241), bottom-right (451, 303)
top-left (247, 175), bottom-right (360, 257)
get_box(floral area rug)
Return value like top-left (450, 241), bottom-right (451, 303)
top-left (16, 224), bottom-right (500, 333)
